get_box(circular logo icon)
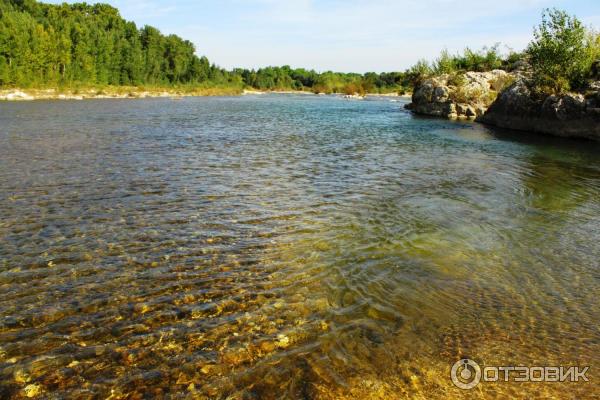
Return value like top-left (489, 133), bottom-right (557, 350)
top-left (451, 359), bottom-right (481, 389)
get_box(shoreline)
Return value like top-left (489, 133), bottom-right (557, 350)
top-left (243, 89), bottom-right (410, 98)
top-left (1, 87), bottom-right (410, 101)
top-left (0, 87), bottom-right (244, 101)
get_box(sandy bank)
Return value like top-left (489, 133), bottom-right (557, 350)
top-left (0, 87), bottom-right (242, 101)
top-left (1, 88), bottom-right (411, 101)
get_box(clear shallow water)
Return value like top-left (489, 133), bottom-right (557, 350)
top-left (0, 95), bottom-right (599, 399)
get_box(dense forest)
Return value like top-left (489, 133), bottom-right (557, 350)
top-left (0, 0), bottom-right (240, 88)
top-left (0, 0), bottom-right (413, 93)
top-left (4, 1), bottom-right (593, 96)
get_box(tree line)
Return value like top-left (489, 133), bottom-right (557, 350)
top-left (236, 66), bottom-right (413, 94)
top-left (0, 0), bottom-right (412, 93)
top-left (1, 1), bottom-right (597, 95)
top-left (0, 0), bottom-right (239, 88)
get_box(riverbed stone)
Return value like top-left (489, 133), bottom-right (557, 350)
top-left (22, 384), bottom-right (43, 398)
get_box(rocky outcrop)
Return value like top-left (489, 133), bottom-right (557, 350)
top-left (478, 80), bottom-right (600, 141)
top-left (405, 70), bottom-right (513, 120)
top-left (406, 68), bottom-right (600, 141)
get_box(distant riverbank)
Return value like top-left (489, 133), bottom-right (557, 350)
top-left (243, 89), bottom-right (409, 98)
top-left (1, 87), bottom-right (409, 101)
top-left (0, 86), bottom-right (244, 101)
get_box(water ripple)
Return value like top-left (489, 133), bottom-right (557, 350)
top-left (0, 95), bottom-right (599, 399)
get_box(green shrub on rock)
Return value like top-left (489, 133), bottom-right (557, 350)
top-left (447, 73), bottom-right (467, 88)
top-left (527, 8), bottom-right (597, 94)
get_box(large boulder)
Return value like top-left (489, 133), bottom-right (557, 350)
top-left (478, 80), bottom-right (600, 141)
top-left (406, 70), bottom-right (512, 120)
top-left (407, 78), bottom-right (454, 117)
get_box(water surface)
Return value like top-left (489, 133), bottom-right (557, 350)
top-left (0, 95), bottom-right (599, 399)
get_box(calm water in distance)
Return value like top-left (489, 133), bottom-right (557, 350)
top-left (0, 95), bottom-right (599, 399)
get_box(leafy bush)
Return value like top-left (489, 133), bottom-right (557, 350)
top-left (434, 50), bottom-right (458, 74)
top-left (589, 30), bottom-right (600, 79)
top-left (406, 59), bottom-right (433, 86)
top-left (431, 45), bottom-right (507, 75)
top-left (458, 44), bottom-right (504, 72)
top-left (342, 82), bottom-right (365, 96)
top-left (503, 50), bottom-right (526, 70)
top-left (489, 73), bottom-right (515, 92)
top-left (527, 8), bottom-right (596, 94)
top-left (447, 73), bottom-right (467, 87)
top-left (449, 85), bottom-right (477, 105)
top-left (449, 84), bottom-right (497, 107)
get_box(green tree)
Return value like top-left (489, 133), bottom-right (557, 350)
top-left (434, 49), bottom-right (457, 74)
top-left (527, 8), bottom-right (595, 93)
top-left (406, 59), bottom-right (432, 86)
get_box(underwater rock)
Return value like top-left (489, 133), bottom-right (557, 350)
top-left (259, 341), bottom-right (277, 353)
top-left (22, 384), bottom-right (43, 398)
top-left (276, 334), bottom-right (290, 349)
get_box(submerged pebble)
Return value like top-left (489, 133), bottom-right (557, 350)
top-left (22, 384), bottom-right (43, 398)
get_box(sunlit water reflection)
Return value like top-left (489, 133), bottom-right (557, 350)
top-left (0, 95), bottom-right (599, 399)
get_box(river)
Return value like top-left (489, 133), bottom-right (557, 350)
top-left (0, 94), bottom-right (599, 399)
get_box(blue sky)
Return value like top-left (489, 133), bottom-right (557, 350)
top-left (43, 0), bottom-right (600, 73)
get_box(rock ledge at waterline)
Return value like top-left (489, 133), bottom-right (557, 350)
top-left (478, 80), bottom-right (600, 141)
top-left (406, 72), bottom-right (600, 141)
top-left (404, 70), bottom-right (513, 120)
